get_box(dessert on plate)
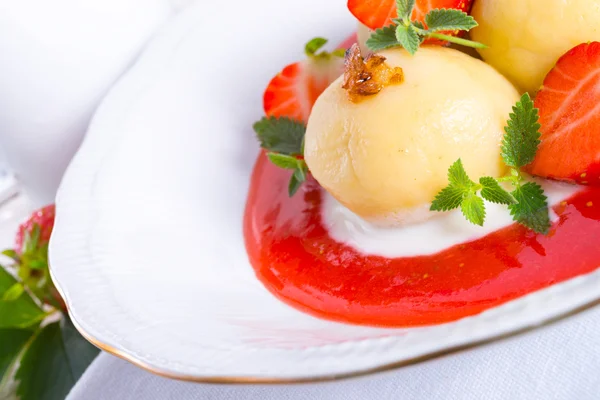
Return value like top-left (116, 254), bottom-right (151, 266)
top-left (245, 0), bottom-right (600, 327)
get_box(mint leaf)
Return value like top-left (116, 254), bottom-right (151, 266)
top-left (293, 164), bottom-right (307, 182)
top-left (501, 93), bottom-right (541, 168)
top-left (0, 268), bottom-right (44, 329)
top-left (305, 37), bottom-right (328, 56)
top-left (16, 317), bottom-right (99, 400)
top-left (448, 159), bottom-right (475, 190)
top-left (0, 328), bottom-right (35, 393)
top-left (366, 25), bottom-right (400, 51)
top-left (430, 186), bottom-right (465, 211)
top-left (253, 117), bottom-right (306, 156)
top-left (509, 182), bottom-right (550, 234)
top-left (396, 0), bottom-right (416, 19)
top-left (267, 153), bottom-right (301, 170)
top-left (461, 193), bottom-right (486, 226)
top-left (288, 174), bottom-right (303, 196)
top-left (395, 25), bottom-right (420, 55)
top-left (479, 177), bottom-right (516, 205)
top-left (425, 9), bottom-right (478, 32)
top-left (290, 162), bottom-right (308, 196)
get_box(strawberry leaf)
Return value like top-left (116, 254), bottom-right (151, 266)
top-left (15, 317), bottom-right (99, 400)
top-left (2, 283), bottom-right (24, 302)
top-left (0, 328), bottom-right (35, 395)
top-left (0, 268), bottom-right (44, 329)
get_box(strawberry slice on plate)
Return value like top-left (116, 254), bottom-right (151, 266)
top-left (263, 38), bottom-right (345, 123)
top-left (348, 0), bottom-right (474, 31)
top-left (527, 42), bottom-right (600, 185)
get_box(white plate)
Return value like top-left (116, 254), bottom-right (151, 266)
top-left (49, 0), bottom-right (600, 382)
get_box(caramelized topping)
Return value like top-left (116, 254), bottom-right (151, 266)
top-left (342, 44), bottom-right (404, 102)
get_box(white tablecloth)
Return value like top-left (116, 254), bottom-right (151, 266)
top-left (67, 306), bottom-right (600, 400)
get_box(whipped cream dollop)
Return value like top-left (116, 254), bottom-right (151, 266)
top-left (322, 181), bottom-right (581, 258)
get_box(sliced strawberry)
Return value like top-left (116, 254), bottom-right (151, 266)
top-left (263, 39), bottom-right (345, 123)
top-left (527, 42), bottom-right (600, 185)
top-left (348, 0), bottom-right (473, 31)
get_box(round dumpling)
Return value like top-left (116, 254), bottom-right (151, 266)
top-left (304, 46), bottom-right (519, 225)
top-left (471, 0), bottom-right (600, 93)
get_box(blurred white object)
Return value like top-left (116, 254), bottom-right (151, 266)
top-left (0, 0), bottom-right (174, 206)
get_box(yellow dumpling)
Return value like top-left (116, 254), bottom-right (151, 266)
top-left (471, 0), bottom-right (600, 93)
top-left (304, 46), bottom-right (519, 225)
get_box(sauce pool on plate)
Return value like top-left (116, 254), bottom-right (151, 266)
top-left (244, 153), bottom-right (600, 327)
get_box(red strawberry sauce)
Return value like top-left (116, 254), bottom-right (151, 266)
top-left (244, 153), bottom-right (600, 327)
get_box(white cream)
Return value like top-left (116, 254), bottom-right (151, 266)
top-left (322, 181), bottom-right (581, 258)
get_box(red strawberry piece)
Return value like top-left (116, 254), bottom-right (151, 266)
top-left (347, 0), bottom-right (474, 31)
top-left (527, 42), bottom-right (600, 185)
top-left (263, 39), bottom-right (345, 123)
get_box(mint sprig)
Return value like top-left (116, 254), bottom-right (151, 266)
top-left (254, 116), bottom-right (308, 196)
top-left (367, 3), bottom-right (486, 55)
top-left (431, 93), bottom-right (551, 234)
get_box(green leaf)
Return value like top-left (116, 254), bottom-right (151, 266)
top-left (267, 153), bottom-right (301, 170)
top-left (424, 9), bottom-right (478, 32)
top-left (253, 117), bottom-right (306, 156)
top-left (0, 268), bottom-right (44, 329)
top-left (367, 25), bottom-right (400, 52)
top-left (501, 93), bottom-right (541, 168)
top-left (289, 162), bottom-right (308, 197)
top-left (1, 250), bottom-right (18, 261)
top-left (331, 48), bottom-right (347, 58)
top-left (2, 283), bottom-right (24, 302)
top-left (0, 329), bottom-right (35, 389)
top-left (395, 25), bottom-right (420, 55)
top-left (305, 37), bottom-right (328, 56)
top-left (448, 159), bottom-right (475, 190)
top-left (509, 182), bottom-right (550, 234)
top-left (430, 185), bottom-right (466, 211)
top-left (479, 177), bottom-right (516, 205)
top-left (288, 174), bottom-right (303, 196)
top-left (461, 193), bottom-right (486, 226)
top-left (396, 0), bottom-right (416, 19)
top-left (15, 317), bottom-right (99, 400)
top-left (293, 165), bottom-right (307, 182)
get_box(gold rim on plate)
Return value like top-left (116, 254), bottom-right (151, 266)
top-left (50, 267), bottom-right (600, 384)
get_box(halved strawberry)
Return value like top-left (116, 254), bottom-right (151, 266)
top-left (263, 38), bottom-right (346, 123)
top-left (348, 0), bottom-right (474, 31)
top-left (527, 42), bottom-right (600, 185)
